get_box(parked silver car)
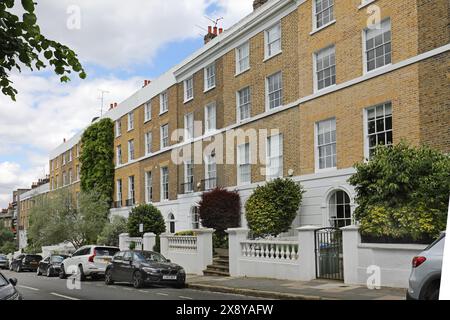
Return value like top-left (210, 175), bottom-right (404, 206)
top-left (407, 232), bottom-right (445, 300)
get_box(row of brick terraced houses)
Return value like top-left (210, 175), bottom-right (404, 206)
top-left (14, 0), bottom-right (449, 248)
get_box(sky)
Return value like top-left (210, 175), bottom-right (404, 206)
top-left (0, 0), bottom-right (254, 209)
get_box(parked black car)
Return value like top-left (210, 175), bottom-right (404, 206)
top-left (105, 250), bottom-right (186, 289)
top-left (0, 272), bottom-right (22, 300)
top-left (37, 254), bottom-right (69, 277)
top-left (0, 255), bottom-right (9, 270)
top-left (10, 254), bottom-right (43, 272)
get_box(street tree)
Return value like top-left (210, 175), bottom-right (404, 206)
top-left (0, 0), bottom-right (86, 101)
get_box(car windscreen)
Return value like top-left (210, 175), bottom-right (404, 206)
top-left (0, 274), bottom-right (8, 287)
top-left (50, 256), bottom-right (67, 263)
top-left (25, 255), bottom-right (42, 262)
top-left (95, 248), bottom-right (119, 257)
top-left (134, 251), bottom-right (167, 263)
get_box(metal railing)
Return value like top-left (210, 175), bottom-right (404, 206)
top-left (125, 198), bottom-right (135, 207)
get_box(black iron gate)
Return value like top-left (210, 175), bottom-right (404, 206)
top-left (315, 227), bottom-right (344, 281)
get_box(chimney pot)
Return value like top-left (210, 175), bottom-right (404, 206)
top-left (208, 26), bottom-right (212, 34)
top-left (253, 0), bottom-right (268, 10)
top-left (219, 28), bottom-right (223, 34)
top-left (213, 26), bottom-right (218, 35)
top-left (114, 102), bottom-right (118, 108)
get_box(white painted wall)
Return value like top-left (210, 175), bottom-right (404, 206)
top-left (342, 226), bottom-right (427, 288)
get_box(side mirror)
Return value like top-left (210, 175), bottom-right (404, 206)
top-left (166, 259), bottom-right (171, 263)
top-left (9, 278), bottom-right (17, 286)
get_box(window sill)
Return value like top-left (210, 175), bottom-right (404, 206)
top-left (364, 63), bottom-right (392, 76)
top-left (204, 86), bottom-right (216, 94)
top-left (144, 118), bottom-right (152, 124)
top-left (315, 167), bottom-right (338, 174)
top-left (310, 20), bottom-right (336, 36)
top-left (127, 129), bottom-right (134, 133)
top-left (235, 67), bottom-right (250, 77)
top-left (314, 83), bottom-right (337, 94)
top-left (358, 0), bottom-right (377, 9)
top-left (184, 97), bottom-right (193, 104)
top-left (159, 110), bottom-right (169, 116)
top-left (263, 50), bottom-right (282, 63)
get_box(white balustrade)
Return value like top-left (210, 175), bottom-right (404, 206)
top-left (240, 240), bottom-right (299, 261)
top-left (167, 236), bottom-right (198, 252)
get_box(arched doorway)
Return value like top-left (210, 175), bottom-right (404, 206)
top-left (168, 213), bottom-right (176, 234)
top-left (328, 190), bottom-right (352, 228)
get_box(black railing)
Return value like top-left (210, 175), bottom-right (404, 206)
top-left (113, 200), bottom-right (122, 208)
top-left (314, 227), bottom-right (344, 281)
top-left (125, 198), bottom-right (135, 207)
top-left (201, 177), bottom-right (217, 191)
top-left (180, 181), bottom-right (194, 194)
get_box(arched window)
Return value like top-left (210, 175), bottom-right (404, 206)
top-left (191, 206), bottom-right (200, 229)
top-left (329, 190), bottom-right (352, 228)
top-left (168, 213), bottom-right (176, 234)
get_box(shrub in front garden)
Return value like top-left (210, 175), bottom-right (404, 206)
top-left (245, 178), bottom-right (304, 238)
top-left (349, 142), bottom-right (450, 241)
top-left (127, 204), bottom-right (166, 237)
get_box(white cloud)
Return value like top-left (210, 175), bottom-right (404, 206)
top-left (31, 0), bottom-right (253, 68)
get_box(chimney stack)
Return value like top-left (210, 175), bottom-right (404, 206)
top-left (143, 80), bottom-right (152, 87)
top-left (253, 0), bottom-right (268, 10)
top-left (204, 25), bottom-right (218, 44)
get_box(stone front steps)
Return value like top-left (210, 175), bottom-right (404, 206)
top-left (203, 255), bottom-right (230, 277)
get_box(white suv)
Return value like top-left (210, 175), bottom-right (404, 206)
top-left (59, 245), bottom-right (119, 281)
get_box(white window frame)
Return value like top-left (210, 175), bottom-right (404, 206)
top-left (161, 167), bottom-right (169, 202)
top-left (160, 124), bottom-right (169, 149)
top-left (160, 91), bottom-right (168, 114)
top-left (204, 152), bottom-right (217, 190)
top-left (363, 102), bottom-right (393, 159)
top-left (68, 150), bottom-right (72, 163)
top-left (237, 143), bottom-right (251, 186)
top-left (312, 0), bottom-right (335, 32)
top-left (205, 102), bottom-right (217, 133)
top-left (76, 165), bottom-right (80, 181)
top-left (116, 179), bottom-right (122, 205)
top-left (115, 120), bottom-right (121, 137)
top-left (315, 118), bottom-right (337, 172)
top-left (184, 112), bottom-right (194, 141)
top-left (145, 171), bottom-right (153, 204)
top-left (313, 45), bottom-right (336, 92)
top-left (236, 86), bottom-right (251, 122)
top-left (264, 22), bottom-right (282, 60)
top-left (144, 101), bottom-right (152, 122)
top-left (235, 42), bottom-right (250, 75)
top-left (68, 168), bottom-right (73, 184)
top-left (144, 132), bottom-right (152, 155)
top-left (184, 77), bottom-right (194, 103)
top-left (184, 160), bottom-right (194, 193)
top-left (363, 18), bottom-right (392, 74)
top-left (128, 139), bottom-right (135, 161)
top-left (204, 63), bottom-right (216, 92)
top-left (266, 72), bottom-right (283, 111)
top-left (128, 176), bottom-right (135, 203)
top-left (127, 112), bottom-right (134, 131)
top-left (62, 153), bottom-right (66, 166)
top-left (116, 145), bottom-right (122, 165)
top-left (266, 134), bottom-right (284, 181)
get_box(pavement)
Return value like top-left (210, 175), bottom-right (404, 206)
top-left (0, 270), bottom-right (264, 300)
top-left (186, 275), bottom-right (407, 300)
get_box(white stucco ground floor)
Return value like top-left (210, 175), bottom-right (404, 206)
top-left (110, 168), bottom-right (357, 236)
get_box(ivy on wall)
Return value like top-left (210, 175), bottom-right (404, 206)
top-left (80, 118), bottom-right (115, 203)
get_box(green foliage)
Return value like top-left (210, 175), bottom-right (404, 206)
top-left (213, 233), bottom-right (228, 250)
top-left (0, 0), bottom-right (86, 100)
top-left (28, 189), bottom-right (109, 249)
top-left (349, 142), bottom-right (450, 240)
top-left (129, 241), bottom-right (136, 250)
top-left (97, 216), bottom-right (128, 247)
top-left (127, 204), bottom-right (166, 237)
top-left (153, 235), bottom-right (160, 253)
top-left (245, 178), bottom-right (304, 238)
top-left (0, 241), bottom-right (16, 254)
top-left (80, 118), bottom-right (115, 203)
top-left (175, 230), bottom-right (196, 236)
top-left (0, 224), bottom-right (14, 245)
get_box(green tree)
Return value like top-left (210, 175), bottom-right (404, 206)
top-left (127, 204), bottom-right (166, 237)
top-left (349, 142), bottom-right (450, 240)
top-left (28, 188), bottom-right (109, 249)
top-left (97, 216), bottom-right (128, 247)
top-left (0, 241), bottom-right (16, 254)
top-left (0, 224), bottom-right (14, 244)
top-left (80, 118), bottom-right (115, 204)
top-left (0, 0), bottom-right (86, 101)
top-left (245, 178), bottom-right (304, 238)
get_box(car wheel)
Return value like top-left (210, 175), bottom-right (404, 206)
top-left (424, 282), bottom-right (440, 300)
top-left (77, 265), bottom-right (86, 282)
top-left (46, 267), bottom-right (52, 277)
top-left (36, 267), bottom-right (42, 276)
top-left (105, 269), bottom-right (114, 285)
top-left (133, 271), bottom-right (144, 289)
top-left (59, 265), bottom-right (67, 279)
